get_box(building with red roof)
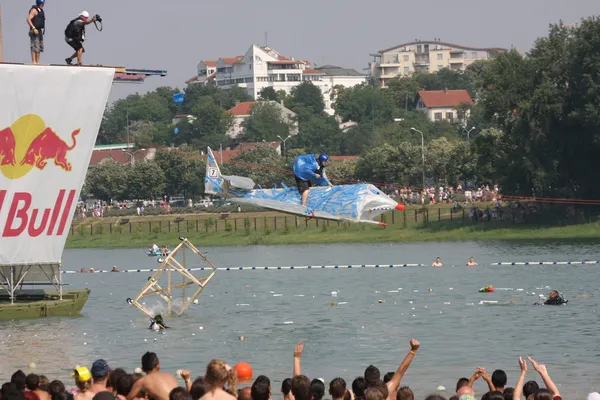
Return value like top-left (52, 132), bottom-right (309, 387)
top-left (416, 89), bottom-right (474, 123)
top-left (225, 100), bottom-right (298, 138)
top-left (187, 45), bottom-right (366, 116)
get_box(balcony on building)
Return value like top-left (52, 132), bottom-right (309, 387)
top-left (267, 61), bottom-right (303, 73)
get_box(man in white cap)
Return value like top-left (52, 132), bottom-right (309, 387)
top-left (64, 11), bottom-right (97, 65)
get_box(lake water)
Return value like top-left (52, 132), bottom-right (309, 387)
top-left (1, 241), bottom-right (600, 399)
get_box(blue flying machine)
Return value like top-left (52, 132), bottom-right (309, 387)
top-left (203, 147), bottom-right (404, 225)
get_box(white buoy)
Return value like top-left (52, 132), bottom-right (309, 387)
top-left (331, 291), bottom-right (338, 297)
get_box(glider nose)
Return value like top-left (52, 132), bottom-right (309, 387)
top-left (395, 203), bottom-right (406, 211)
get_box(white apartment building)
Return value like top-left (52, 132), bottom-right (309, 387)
top-left (369, 39), bottom-right (507, 87)
top-left (188, 45), bottom-right (367, 115)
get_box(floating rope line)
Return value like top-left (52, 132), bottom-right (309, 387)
top-left (60, 263), bottom-right (428, 273)
top-left (492, 261), bottom-right (600, 265)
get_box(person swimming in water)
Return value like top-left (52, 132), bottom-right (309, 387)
top-left (544, 290), bottom-right (568, 305)
top-left (149, 314), bottom-right (169, 330)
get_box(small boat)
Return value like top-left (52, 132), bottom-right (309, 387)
top-left (147, 249), bottom-right (171, 257)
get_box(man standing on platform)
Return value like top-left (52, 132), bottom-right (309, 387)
top-left (26, 0), bottom-right (45, 64)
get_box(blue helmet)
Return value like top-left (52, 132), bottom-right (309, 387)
top-left (318, 153), bottom-right (329, 164)
top-left (36, 0), bottom-right (45, 4)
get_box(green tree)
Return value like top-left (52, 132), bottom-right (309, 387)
top-left (334, 84), bottom-right (394, 124)
top-left (356, 143), bottom-right (421, 186)
top-left (84, 160), bottom-right (129, 202)
top-left (126, 160), bottom-right (167, 200)
top-left (426, 137), bottom-right (455, 184)
top-left (174, 97), bottom-right (232, 149)
top-left (287, 82), bottom-right (325, 115)
top-left (243, 102), bottom-right (291, 142)
top-left (326, 159), bottom-right (358, 184)
top-left (386, 76), bottom-right (421, 111)
top-left (290, 115), bottom-right (341, 154)
top-left (154, 150), bottom-right (192, 197)
top-left (100, 88), bottom-right (177, 144)
top-left (224, 145), bottom-right (289, 187)
top-left (258, 87), bottom-right (278, 101)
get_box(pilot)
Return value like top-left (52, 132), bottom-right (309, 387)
top-left (293, 153), bottom-right (333, 214)
top-left (149, 314), bottom-right (169, 330)
top-left (544, 290), bottom-right (567, 305)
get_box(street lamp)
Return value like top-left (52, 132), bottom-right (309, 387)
top-left (463, 126), bottom-right (476, 141)
top-left (277, 134), bottom-right (292, 158)
top-left (121, 148), bottom-right (146, 165)
top-left (410, 127), bottom-right (425, 190)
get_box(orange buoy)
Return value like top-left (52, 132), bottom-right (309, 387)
top-left (235, 362), bottom-right (253, 379)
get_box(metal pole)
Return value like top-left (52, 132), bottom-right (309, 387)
top-left (182, 246), bottom-right (186, 301)
top-left (126, 110), bottom-right (130, 144)
top-left (421, 131), bottom-right (425, 190)
top-left (167, 262), bottom-right (172, 315)
top-left (220, 144), bottom-right (223, 163)
top-left (0, 6), bottom-right (4, 62)
top-left (10, 267), bottom-right (14, 304)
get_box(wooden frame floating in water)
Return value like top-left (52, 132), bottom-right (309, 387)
top-left (128, 238), bottom-right (217, 318)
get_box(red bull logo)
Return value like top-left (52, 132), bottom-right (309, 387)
top-left (0, 115), bottom-right (81, 237)
top-left (0, 114), bottom-right (80, 179)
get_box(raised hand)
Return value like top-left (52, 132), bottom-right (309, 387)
top-left (294, 342), bottom-right (304, 358)
top-left (519, 356), bottom-right (527, 373)
top-left (410, 339), bottom-right (420, 351)
top-left (527, 357), bottom-right (547, 375)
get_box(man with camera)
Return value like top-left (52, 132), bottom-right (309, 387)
top-left (26, 0), bottom-right (46, 64)
top-left (64, 11), bottom-right (101, 66)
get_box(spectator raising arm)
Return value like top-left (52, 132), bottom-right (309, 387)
top-left (512, 357), bottom-right (527, 400)
top-left (386, 339), bottom-right (420, 398)
top-left (528, 357), bottom-right (560, 399)
top-left (293, 342), bottom-right (304, 377)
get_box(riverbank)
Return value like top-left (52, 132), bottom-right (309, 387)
top-left (65, 217), bottom-right (600, 249)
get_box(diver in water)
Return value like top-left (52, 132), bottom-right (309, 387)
top-left (544, 290), bottom-right (568, 305)
top-left (149, 314), bottom-right (169, 330)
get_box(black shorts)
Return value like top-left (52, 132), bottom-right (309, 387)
top-left (295, 176), bottom-right (312, 194)
top-left (66, 39), bottom-right (84, 52)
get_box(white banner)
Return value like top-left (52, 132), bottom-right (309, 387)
top-left (0, 64), bottom-right (114, 266)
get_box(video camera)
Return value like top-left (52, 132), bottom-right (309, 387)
top-left (95, 14), bottom-right (102, 23)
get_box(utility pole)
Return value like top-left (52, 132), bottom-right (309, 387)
top-left (0, 6), bottom-right (4, 62)
top-left (372, 101), bottom-right (375, 146)
top-left (410, 127), bottom-right (426, 190)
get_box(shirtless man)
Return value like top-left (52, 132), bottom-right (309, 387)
top-left (466, 257), bottom-right (478, 266)
top-left (127, 352), bottom-right (177, 400)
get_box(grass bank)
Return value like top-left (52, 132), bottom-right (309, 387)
top-left (65, 213), bottom-right (600, 249)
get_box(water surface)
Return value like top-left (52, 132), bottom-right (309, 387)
top-left (1, 241), bottom-right (599, 398)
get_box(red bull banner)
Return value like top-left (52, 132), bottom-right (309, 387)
top-left (0, 64), bottom-right (114, 267)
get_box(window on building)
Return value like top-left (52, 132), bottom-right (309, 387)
top-left (457, 110), bottom-right (466, 121)
top-left (404, 66), bottom-right (410, 73)
top-left (403, 55), bottom-right (409, 61)
top-left (446, 112), bottom-right (454, 122)
top-left (417, 45), bottom-right (422, 53)
top-left (434, 112), bottom-right (443, 121)
top-left (471, 52), bottom-right (478, 59)
top-left (437, 53), bottom-right (443, 60)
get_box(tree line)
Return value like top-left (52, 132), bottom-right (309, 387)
top-left (94, 17), bottom-right (600, 201)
